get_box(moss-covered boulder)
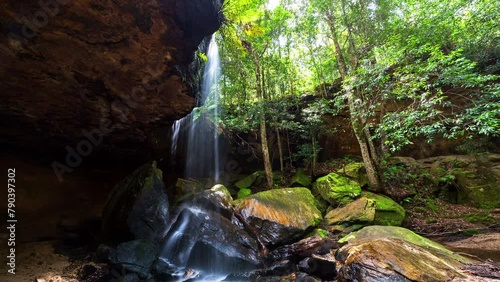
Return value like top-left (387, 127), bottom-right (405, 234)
top-left (234, 188), bottom-right (322, 247)
top-left (361, 191), bottom-right (405, 226)
top-left (102, 161), bottom-right (169, 241)
top-left (337, 162), bottom-right (369, 188)
top-left (291, 169), bottom-right (312, 187)
top-left (235, 171), bottom-right (262, 189)
top-left (336, 226), bottom-right (481, 282)
top-left (452, 168), bottom-right (500, 209)
top-left (237, 188), bottom-right (252, 199)
top-left (315, 173), bottom-right (361, 206)
top-left (422, 154), bottom-right (500, 209)
top-left (324, 197), bottom-right (375, 234)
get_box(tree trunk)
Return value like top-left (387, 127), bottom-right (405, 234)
top-left (327, 12), bottom-right (381, 191)
top-left (277, 128), bottom-right (284, 172)
top-left (243, 41), bottom-right (274, 189)
top-left (311, 134), bottom-right (317, 175)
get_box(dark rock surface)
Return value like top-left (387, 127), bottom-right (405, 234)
top-left (0, 0), bottom-right (223, 161)
top-left (101, 161), bottom-right (169, 241)
top-left (110, 239), bottom-right (159, 278)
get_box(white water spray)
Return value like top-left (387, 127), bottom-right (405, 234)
top-left (170, 36), bottom-right (221, 182)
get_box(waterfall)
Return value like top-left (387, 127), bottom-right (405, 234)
top-left (161, 35), bottom-right (228, 281)
top-left (170, 36), bottom-right (221, 182)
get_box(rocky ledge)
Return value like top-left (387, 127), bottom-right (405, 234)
top-left (0, 0), bottom-right (222, 161)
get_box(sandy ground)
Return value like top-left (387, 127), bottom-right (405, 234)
top-left (0, 240), bottom-right (82, 282)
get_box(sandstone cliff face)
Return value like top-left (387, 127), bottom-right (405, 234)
top-left (0, 0), bottom-right (222, 161)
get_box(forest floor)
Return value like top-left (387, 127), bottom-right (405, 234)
top-left (404, 200), bottom-right (500, 262)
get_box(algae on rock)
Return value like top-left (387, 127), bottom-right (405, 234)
top-left (361, 191), bottom-right (405, 226)
top-left (315, 173), bottom-right (361, 206)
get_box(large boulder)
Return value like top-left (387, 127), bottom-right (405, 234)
top-left (234, 188), bottom-right (323, 247)
top-left (422, 154), bottom-right (500, 208)
top-left (336, 226), bottom-right (498, 282)
top-left (361, 192), bottom-right (405, 226)
top-left (337, 162), bottom-right (369, 188)
top-left (315, 173), bottom-right (361, 206)
top-left (324, 197), bottom-right (375, 233)
top-left (160, 206), bottom-right (262, 275)
top-left (102, 161), bottom-right (169, 241)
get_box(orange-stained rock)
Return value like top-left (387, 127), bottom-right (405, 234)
top-left (234, 188), bottom-right (323, 248)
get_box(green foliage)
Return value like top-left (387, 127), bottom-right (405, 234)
top-left (219, 0), bottom-right (499, 191)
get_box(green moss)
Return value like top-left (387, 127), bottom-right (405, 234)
top-left (235, 171), bottom-right (261, 189)
top-left (237, 188), bottom-right (252, 199)
top-left (306, 228), bottom-right (330, 238)
top-left (453, 168), bottom-right (500, 209)
top-left (337, 162), bottom-right (369, 187)
top-left (241, 187), bottom-right (323, 227)
top-left (291, 169), bottom-right (312, 187)
top-left (362, 191), bottom-right (405, 226)
top-left (315, 173), bottom-right (361, 205)
top-left (339, 226), bottom-right (470, 263)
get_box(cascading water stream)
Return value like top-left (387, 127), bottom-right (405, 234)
top-left (161, 35), bottom-right (231, 281)
top-left (170, 36), bottom-right (221, 182)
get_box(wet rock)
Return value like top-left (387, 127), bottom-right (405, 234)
top-left (315, 173), bottom-right (361, 206)
top-left (223, 271), bottom-right (256, 281)
top-left (267, 236), bottom-right (341, 264)
top-left (161, 206), bottom-right (262, 271)
top-left (255, 272), bottom-right (322, 282)
top-left (291, 169), bottom-right (312, 187)
top-left (361, 192), bottom-right (405, 226)
top-left (234, 188), bottom-right (323, 247)
top-left (102, 161), bottom-right (169, 241)
top-left (337, 162), bottom-right (369, 188)
top-left (298, 254), bottom-right (336, 280)
top-left (121, 274), bottom-right (140, 282)
top-left (110, 239), bottom-right (159, 278)
top-left (324, 197), bottom-right (375, 234)
top-left (189, 184), bottom-right (235, 219)
top-left (151, 258), bottom-right (178, 281)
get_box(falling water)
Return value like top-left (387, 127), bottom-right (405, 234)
top-left (162, 35), bottom-right (228, 280)
top-left (170, 36), bottom-right (221, 182)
